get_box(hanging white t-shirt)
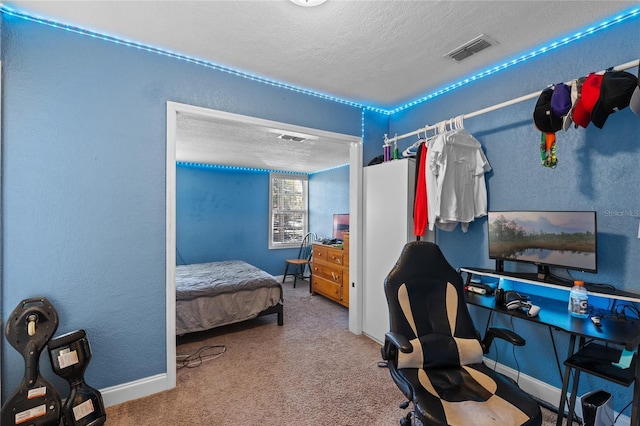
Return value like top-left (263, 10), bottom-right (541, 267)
top-left (426, 133), bottom-right (446, 231)
top-left (426, 129), bottom-right (490, 232)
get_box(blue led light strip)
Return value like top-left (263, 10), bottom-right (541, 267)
top-left (176, 161), bottom-right (307, 174)
top-left (177, 161), bottom-right (349, 175)
top-left (2, 5), bottom-right (637, 116)
top-left (387, 7), bottom-right (640, 115)
top-left (0, 5), bottom-right (386, 113)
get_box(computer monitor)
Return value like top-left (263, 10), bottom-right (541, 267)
top-left (488, 210), bottom-right (597, 280)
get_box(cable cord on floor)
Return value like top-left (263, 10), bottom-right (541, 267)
top-left (614, 400), bottom-right (633, 423)
top-left (176, 345), bottom-right (226, 369)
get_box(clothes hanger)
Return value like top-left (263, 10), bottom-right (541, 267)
top-left (402, 123), bottom-right (442, 157)
top-left (451, 115), bottom-right (464, 133)
top-left (402, 131), bottom-right (425, 157)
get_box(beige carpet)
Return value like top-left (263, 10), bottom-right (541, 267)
top-left (106, 278), bottom-right (563, 425)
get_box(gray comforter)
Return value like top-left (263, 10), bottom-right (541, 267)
top-left (176, 260), bottom-right (281, 301)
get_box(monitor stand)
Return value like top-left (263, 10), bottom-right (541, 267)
top-left (537, 265), bottom-right (550, 281)
top-left (495, 259), bottom-right (504, 273)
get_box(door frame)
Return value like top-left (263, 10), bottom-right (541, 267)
top-left (165, 101), bottom-right (363, 388)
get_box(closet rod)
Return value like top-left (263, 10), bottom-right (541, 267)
top-left (387, 58), bottom-right (640, 143)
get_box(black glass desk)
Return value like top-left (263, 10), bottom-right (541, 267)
top-left (461, 268), bottom-right (640, 426)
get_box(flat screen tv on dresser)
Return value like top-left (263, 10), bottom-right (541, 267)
top-left (332, 213), bottom-right (349, 241)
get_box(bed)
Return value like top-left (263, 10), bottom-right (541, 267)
top-left (175, 260), bottom-right (283, 335)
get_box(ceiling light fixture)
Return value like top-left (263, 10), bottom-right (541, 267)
top-left (289, 0), bottom-right (327, 7)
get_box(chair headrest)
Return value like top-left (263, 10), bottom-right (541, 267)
top-left (384, 241), bottom-right (460, 294)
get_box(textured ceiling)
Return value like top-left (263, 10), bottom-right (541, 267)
top-left (175, 110), bottom-right (355, 173)
top-left (5, 0), bottom-right (638, 172)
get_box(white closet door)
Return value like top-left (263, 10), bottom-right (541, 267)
top-left (362, 159), bottom-right (416, 344)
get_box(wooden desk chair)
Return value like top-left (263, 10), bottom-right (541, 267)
top-left (282, 232), bottom-right (317, 288)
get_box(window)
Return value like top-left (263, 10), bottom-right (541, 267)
top-left (269, 173), bottom-right (308, 249)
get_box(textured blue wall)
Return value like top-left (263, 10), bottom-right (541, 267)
top-left (309, 166), bottom-right (350, 240)
top-left (389, 14), bottom-right (640, 415)
top-left (363, 109), bottom-right (390, 166)
top-left (176, 166), bottom-right (349, 275)
top-left (177, 165), bottom-right (275, 273)
top-left (0, 14), bottom-right (362, 398)
top-left (176, 165), bottom-right (349, 275)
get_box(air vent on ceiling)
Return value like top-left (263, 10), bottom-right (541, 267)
top-left (445, 34), bottom-right (494, 62)
top-left (278, 134), bottom-right (306, 142)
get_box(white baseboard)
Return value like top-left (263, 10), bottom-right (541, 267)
top-left (486, 357), bottom-right (630, 426)
top-left (100, 373), bottom-right (171, 407)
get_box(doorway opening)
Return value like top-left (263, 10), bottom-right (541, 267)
top-left (165, 101), bottom-right (363, 388)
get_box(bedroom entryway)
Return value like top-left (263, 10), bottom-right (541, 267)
top-left (165, 101), bottom-right (363, 391)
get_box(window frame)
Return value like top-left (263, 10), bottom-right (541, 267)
top-left (269, 172), bottom-right (309, 249)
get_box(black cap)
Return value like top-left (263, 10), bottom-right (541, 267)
top-left (591, 70), bottom-right (638, 129)
top-left (533, 87), bottom-right (563, 133)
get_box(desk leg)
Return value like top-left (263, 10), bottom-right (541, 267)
top-left (567, 337), bottom-right (585, 425)
top-left (632, 349), bottom-right (640, 426)
top-left (567, 369), bottom-right (581, 426)
top-left (556, 334), bottom-right (576, 426)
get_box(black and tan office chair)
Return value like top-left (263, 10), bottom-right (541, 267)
top-left (282, 232), bottom-right (317, 288)
top-left (382, 241), bottom-right (542, 426)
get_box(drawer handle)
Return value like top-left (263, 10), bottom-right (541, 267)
top-left (331, 272), bottom-right (340, 282)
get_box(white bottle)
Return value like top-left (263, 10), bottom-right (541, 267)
top-left (568, 280), bottom-right (589, 318)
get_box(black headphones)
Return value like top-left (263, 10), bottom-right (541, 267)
top-left (503, 291), bottom-right (540, 317)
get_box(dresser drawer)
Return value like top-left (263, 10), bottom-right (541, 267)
top-left (312, 263), bottom-right (343, 284)
top-left (312, 244), bottom-right (328, 262)
top-left (312, 276), bottom-right (340, 299)
top-left (325, 249), bottom-right (344, 266)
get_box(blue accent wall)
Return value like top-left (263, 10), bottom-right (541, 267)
top-left (177, 165), bottom-right (281, 275)
top-left (176, 164), bottom-right (349, 275)
top-left (0, 14), bottom-right (362, 398)
top-left (389, 15), bottom-right (640, 414)
top-left (363, 109), bottom-right (390, 166)
top-left (309, 166), bottom-right (350, 240)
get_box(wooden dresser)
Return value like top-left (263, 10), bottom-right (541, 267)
top-left (311, 233), bottom-right (349, 307)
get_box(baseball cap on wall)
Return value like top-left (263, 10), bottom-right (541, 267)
top-left (591, 70), bottom-right (638, 128)
top-left (551, 83), bottom-right (572, 118)
top-left (572, 73), bottom-right (603, 128)
top-left (562, 77), bottom-right (585, 131)
top-left (631, 86), bottom-right (640, 116)
top-left (533, 87), bottom-right (563, 133)
top-left (630, 63), bottom-right (640, 117)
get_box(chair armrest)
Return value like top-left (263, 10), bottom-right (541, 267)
top-left (481, 326), bottom-right (525, 354)
top-left (382, 332), bottom-right (413, 360)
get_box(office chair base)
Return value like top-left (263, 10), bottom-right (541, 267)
top-left (399, 410), bottom-right (424, 426)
